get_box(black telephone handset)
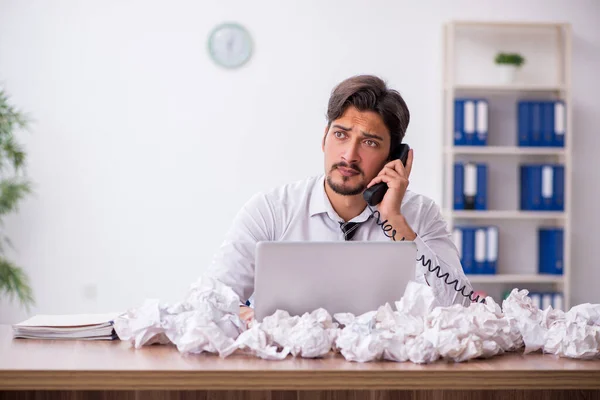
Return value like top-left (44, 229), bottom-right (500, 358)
top-left (363, 143), bottom-right (410, 207)
top-left (361, 143), bottom-right (484, 304)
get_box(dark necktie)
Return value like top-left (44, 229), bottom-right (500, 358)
top-left (339, 221), bottom-right (364, 241)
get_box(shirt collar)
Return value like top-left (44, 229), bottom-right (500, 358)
top-left (309, 174), bottom-right (374, 223)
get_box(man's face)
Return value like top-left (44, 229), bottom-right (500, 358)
top-left (322, 106), bottom-right (391, 196)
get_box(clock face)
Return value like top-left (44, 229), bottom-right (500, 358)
top-left (208, 23), bottom-right (253, 69)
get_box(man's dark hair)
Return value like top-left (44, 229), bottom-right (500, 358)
top-left (326, 75), bottom-right (410, 156)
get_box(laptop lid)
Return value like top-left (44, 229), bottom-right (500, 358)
top-left (253, 241), bottom-right (417, 322)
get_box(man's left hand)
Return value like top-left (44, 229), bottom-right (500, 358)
top-left (366, 148), bottom-right (414, 220)
top-left (240, 306), bottom-right (254, 327)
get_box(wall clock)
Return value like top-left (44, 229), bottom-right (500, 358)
top-left (208, 22), bottom-right (253, 69)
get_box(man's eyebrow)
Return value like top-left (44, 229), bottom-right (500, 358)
top-left (331, 124), bottom-right (351, 131)
top-left (361, 131), bottom-right (385, 141)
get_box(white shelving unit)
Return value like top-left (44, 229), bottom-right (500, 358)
top-left (442, 21), bottom-right (572, 308)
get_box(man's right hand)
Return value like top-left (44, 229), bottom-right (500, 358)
top-left (240, 306), bottom-right (254, 325)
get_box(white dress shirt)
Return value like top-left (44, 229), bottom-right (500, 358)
top-left (205, 174), bottom-right (473, 307)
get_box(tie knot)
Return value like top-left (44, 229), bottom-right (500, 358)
top-left (339, 221), bottom-right (363, 241)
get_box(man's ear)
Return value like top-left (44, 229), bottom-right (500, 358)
top-left (322, 125), bottom-right (329, 152)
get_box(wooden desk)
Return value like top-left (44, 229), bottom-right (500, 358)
top-left (1, 325), bottom-right (600, 399)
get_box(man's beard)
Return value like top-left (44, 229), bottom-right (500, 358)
top-left (326, 162), bottom-right (365, 196)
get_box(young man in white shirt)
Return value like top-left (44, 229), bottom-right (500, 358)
top-left (206, 75), bottom-right (473, 322)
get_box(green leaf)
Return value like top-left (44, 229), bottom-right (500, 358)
top-left (2, 135), bottom-right (26, 171)
top-left (0, 90), bottom-right (29, 138)
top-left (0, 179), bottom-right (31, 216)
top-left (0, 257), bottom-right (34, 308)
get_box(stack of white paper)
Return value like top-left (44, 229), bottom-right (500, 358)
top-left (13, 312), bottom-right (122, 340)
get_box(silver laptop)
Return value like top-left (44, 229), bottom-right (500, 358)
top-left (253, 241), bottom-right (417, 322)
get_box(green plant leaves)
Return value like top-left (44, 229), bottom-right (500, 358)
top-left (0, 88), bottom-right (34, 309)
top-left (495, 52), bottom-right (525, 67)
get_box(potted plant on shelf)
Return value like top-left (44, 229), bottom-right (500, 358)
top-left (494, 52), bottom-right (525, 84)
top-left (0, 88), bottom-right (34, 309)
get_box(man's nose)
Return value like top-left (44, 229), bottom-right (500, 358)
top-left (342, 141), bottom-right (361, 164)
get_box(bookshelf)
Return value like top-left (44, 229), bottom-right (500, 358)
top-left (442, 21), bottom-right (572, 309)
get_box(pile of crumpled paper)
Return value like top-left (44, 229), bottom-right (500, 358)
top-left (114, 277), bottom-right (600, 363)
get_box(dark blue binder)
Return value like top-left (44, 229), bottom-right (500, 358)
top-left (454, 99), bottom-right (466, 146)
top-left (554, 229), bottom-right (564, 275)
top-left (520, 165), bottom-right (543, 211)
top-left (538, 229), bottom-right (551, 274)
top-left (541, 165), bottom-right (554, 211)
top-left (454, 162), bottom-right (465, 210)
top-left (542, 101), bottom-right (554, 147)
top-left (530, 102), bottom-right (542, 146)
top-left (475, 164), bottom-right (487, 210)
top-left (518, 101), bottom-right (530, 146)
top-left (520, 165), bottom-right (530, 210)
top-left (463, 162), bottom-right (477, 210)
top-left (530, 165), bottom-right (543, 211)
top-left (539, 228), bottom-right (564, 275)
top-left (553, 165), bottom-right (565, 211)
top-left (553, 101), bottom-right (566, 147)
top-left (474, 227), bottom-right (486, 274)
top-left (474, 99), bottom-right (488, 146)
top-left (463, 99), bottom-right (476, 145)
top-left (462, 227), bottom-right (475, 274)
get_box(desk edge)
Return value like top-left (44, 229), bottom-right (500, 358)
top-left (1, 370), bottom-right (600, 390)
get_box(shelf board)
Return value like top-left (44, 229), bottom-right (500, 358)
top-left (447, 146), bottom-right (566, 156)
top-left (447, 83), bottom-right (567, 92)
top-left (467, 274), bottom-right (563, 284)
top-left (448, 210), bottom-right (566, 220)
top-left (449, 21), bottom-right (569, 29)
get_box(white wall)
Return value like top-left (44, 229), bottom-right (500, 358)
top-left (1, 0), bottom-right (599, 323)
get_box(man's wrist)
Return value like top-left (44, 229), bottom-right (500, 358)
top-left (387, 214), bottom-right (417, 241)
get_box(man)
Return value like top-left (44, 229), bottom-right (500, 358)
top-left (206, 75), bottom-right (472, 322)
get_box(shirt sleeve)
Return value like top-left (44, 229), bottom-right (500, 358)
top-left (203, 193), bottom-right (275, 303)
top-left (412, 202), bottom-right (474, 307)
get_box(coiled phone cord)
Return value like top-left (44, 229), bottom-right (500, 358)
top-left (367, 205), bottom-right (485, 304)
